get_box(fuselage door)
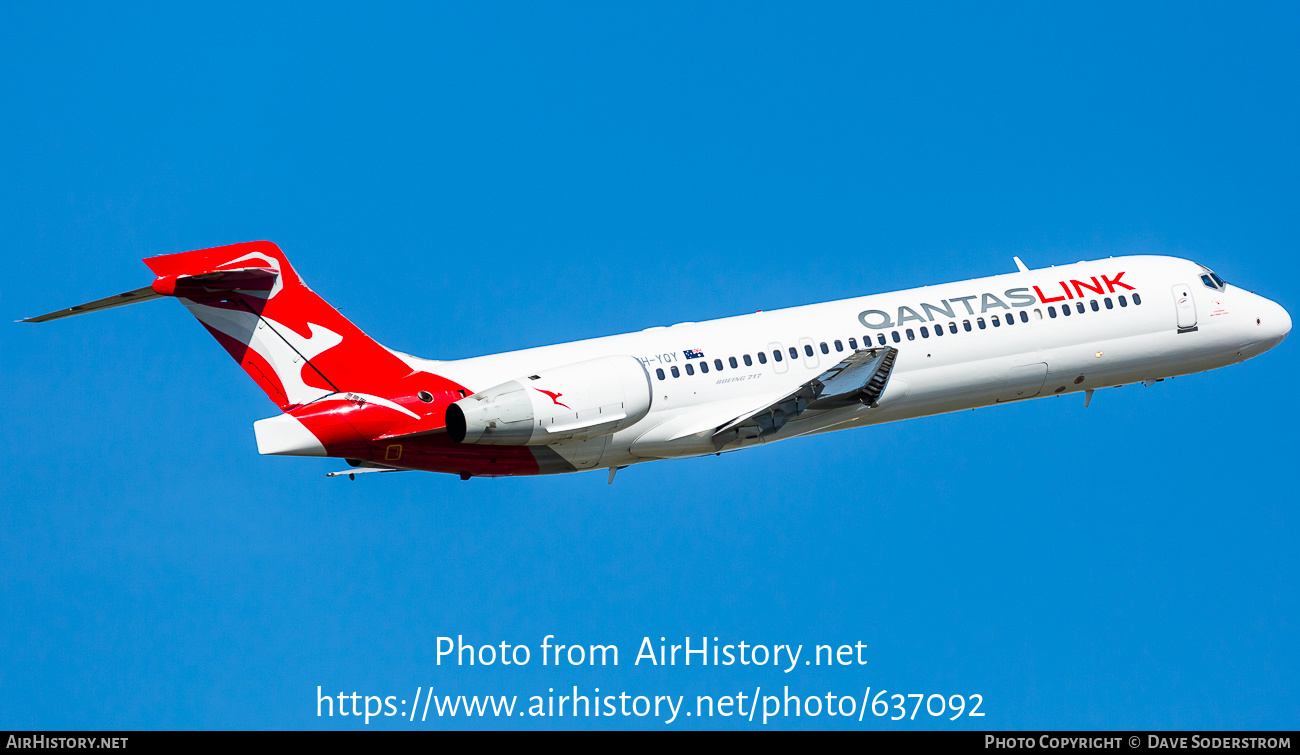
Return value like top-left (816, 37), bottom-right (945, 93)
top-left (1173, 284), bottom-right (1198, 332)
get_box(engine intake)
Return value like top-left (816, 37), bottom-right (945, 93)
top-left (446, 355), bottom-right (652, 445)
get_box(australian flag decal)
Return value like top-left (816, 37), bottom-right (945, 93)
top-left (684, 348), bottom-right (705, 359)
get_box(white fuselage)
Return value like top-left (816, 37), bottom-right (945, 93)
top-left (402, 256), bottom-right (1290, 473)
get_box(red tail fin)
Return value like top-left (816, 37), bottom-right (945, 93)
top-left (144, 241), bottom-right (412, 411)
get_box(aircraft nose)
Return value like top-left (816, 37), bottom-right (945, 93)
top-left (1255, 296), bottom-right (1291, 346)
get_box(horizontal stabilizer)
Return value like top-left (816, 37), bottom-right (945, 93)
top-left (327, 458), bottom-right (406, 479)
top-left (19, 286), bottom-right (162, 323)
top-left (20, 267), bottom-right (280, 323)
top-left (327, 467), bottom-right (406, 478)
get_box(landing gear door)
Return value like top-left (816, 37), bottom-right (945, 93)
top-left (1173, 284), bottom-right (1197, 332)
top-left (997, 362), bottom-right (1048, 402)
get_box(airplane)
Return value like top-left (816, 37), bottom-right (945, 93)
top-left (21, 241), bottom-right (1290, 482)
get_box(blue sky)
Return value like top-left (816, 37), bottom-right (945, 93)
top-left (2, 2), bottom-right (1296, 729)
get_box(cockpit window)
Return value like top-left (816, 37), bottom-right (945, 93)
top-left (1199, 268), bottom-right (1227, 290)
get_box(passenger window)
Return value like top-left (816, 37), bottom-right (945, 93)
top-left (1091, 299), bottom-right (1099, 311)
top-left (1048, 306), bottom-right (1057, 318)
top-left (820, 342), bottom-right (829, 354)
top-left (848, 338), bottom-right (857, 349)
top-left (1119, 295), bottom-right (1128, 307)
top-left (1104, 297), bottom-right (1113, 309)
top-left (714, 358), bottom-right (724, 370)
top-left (1004, 313), bottom-right (1013, 326)
top-left (757, 352), bottom-right (767, 364)
top-left (949, 322), bottom-right (958, 334)
top-left (906, 328), bottom-right (915, 340)
top-left (977, 318), bottom-right (986, 329)
top-left (1133, 294), bottom-right (1142, 305)
top-left (773, 350), bottom-right (782, 362)
top-left (1062, 305), bottom-right (1071, 316)
top-left (685, 363), bottom-right (694, 375)
top-left (891, 331), bottom-right (901, 343)
top-left (1076, 302), bottom-right (1085, 314)
top-left (834, 340), bottom-right (844, 352)
top-left (877, 333), bottom-right (887, 345)
top-left (920, 326), bottom-right (929, 338)
top-left (729, 356), bottom-right (739, 368)
top-left (656, 368), bottom-right (665, 380)
top-left (1020, 310), bottom-right (1029, 323)
top-left (933, 324), bottom-right (943, 337)
top-left (1034, 308), bottom-right (1043, 320)
top-left (991, 315), bottom-right (1001, 327)
top-left (804, 344), bottom-right (814, 357)
top-left (789, 347), bottom-right (799, 360)
top-left (743, 354), bottom-right (753, 366)
top-left (671, 366), bottom-right (680, 378)
top-left (963, 320), bottom-right (972, 332)
top-left (700, 361), bottom-right (709, 373)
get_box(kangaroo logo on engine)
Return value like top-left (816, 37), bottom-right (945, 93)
top-left (535, 388), bottom-right (571, 410)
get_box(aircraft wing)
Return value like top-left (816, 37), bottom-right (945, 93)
top-left (711, 346), bottom-right (898, 449)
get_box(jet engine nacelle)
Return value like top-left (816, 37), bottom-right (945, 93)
top-left (446, 355), bottom-right (653, 445)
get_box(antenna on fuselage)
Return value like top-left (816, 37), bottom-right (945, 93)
top-left (1013, 256), bottom-right (1029, 273)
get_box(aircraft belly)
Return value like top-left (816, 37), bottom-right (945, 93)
top-left (628, 431), bottom-right (719, 459)
top-left (546, 435), bottom-right (609, 470)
